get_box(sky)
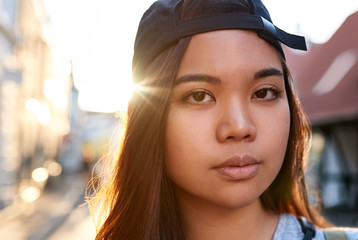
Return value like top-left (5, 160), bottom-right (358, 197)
top-left (43, 0), bottom-right (358, 113)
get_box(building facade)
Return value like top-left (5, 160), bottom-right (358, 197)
top-left (286, 11), bottom-right (358, 226)
top-left (0, 0), bottom-right (71, 211)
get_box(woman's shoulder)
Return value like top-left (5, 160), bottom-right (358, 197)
top-left (345, 227), bottom-right (358, 239)
top-left (321, 227), bottom-right (358, 240)
top-left (325, 227), bottom-right (358, 240)
top-left (273, 213), bottom-right (358, 240)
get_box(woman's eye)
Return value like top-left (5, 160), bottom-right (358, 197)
top-left (184, 90), bottom-right (215, 104)
top-left (252, 88), bottom-right (280, 101)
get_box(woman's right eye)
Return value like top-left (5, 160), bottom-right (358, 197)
top-left (183, 90), bottom-right (215, 105)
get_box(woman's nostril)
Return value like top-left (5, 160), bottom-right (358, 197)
top-left (226, 136), bottom-right (235, 140)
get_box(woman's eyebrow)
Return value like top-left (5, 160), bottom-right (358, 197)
top-left (254, 68), bottom-right (283, 80)
top-left (175, 74), bottom-right (221, 86)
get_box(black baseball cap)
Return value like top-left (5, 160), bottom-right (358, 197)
top-left (133, 0), bottom-right (307, 76)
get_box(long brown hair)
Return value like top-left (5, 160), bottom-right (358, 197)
top-left (89, 0), bottom-right (327, 239)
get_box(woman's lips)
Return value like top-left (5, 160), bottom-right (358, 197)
top-left (215, 155), bottom-right (261, 180)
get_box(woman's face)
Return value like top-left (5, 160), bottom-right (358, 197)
top-left (165, 30), bottom-right (290, 209)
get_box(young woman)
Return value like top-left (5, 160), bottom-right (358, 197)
top-left (89, 0), bottom-right (358, 239)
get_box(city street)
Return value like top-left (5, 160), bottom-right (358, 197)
top-left (0, 173), bottom-right (95, 240)
top-left (48, 204), bottom-right (96, 240)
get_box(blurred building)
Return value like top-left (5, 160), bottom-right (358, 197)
top-left (0, 0), bottom-right (20, 210)
top-left (0, 0), bottom-right (72, 211)
top-left (286, 11), bottom-right (358, 225)
top-left (80, 111), bottom-right (121, 173)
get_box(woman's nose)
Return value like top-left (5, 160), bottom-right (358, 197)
top-left (216, 101), bottom-right (257, 143)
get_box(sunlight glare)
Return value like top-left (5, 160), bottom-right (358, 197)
top-left (45, 0), bottom-right (156, 113)
top-left (44, 79), bottom-right (68, 107)
top-left (26, 98), bottom-right (41, 113)
top-left (37, 104), bottom-right (52, 125)
top-left (26, 99), bottom-right (52, 125)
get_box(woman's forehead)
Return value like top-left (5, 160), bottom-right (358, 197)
top-left (177, 29), bottom-right (282, 78)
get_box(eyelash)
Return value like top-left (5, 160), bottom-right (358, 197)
top-left (182, 87), bottom-right (282, 105)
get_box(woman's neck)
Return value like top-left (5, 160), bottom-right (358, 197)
top-left (177, 196), bottom-right (279, 240)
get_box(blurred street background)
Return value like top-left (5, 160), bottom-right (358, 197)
top-left (0, 0), bottom-right (357, 239)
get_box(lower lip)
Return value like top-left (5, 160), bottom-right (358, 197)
top-left (216, 164), bottom-right (260, 180)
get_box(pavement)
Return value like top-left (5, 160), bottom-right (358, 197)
top-left (47, 203), bottom-right (95, 240)
top-left (0, 172), bottom-right (95, 240)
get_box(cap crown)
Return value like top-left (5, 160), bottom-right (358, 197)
top-left (133, 0), bottom-right (306, 77)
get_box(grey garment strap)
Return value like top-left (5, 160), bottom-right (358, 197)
top-left (323, 228), bottom-right (348, 240)
top-left (297, 217), bottom-right (316, 240)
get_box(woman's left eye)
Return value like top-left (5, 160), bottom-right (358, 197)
top-left (252, 88), bottom-right (280, 101)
